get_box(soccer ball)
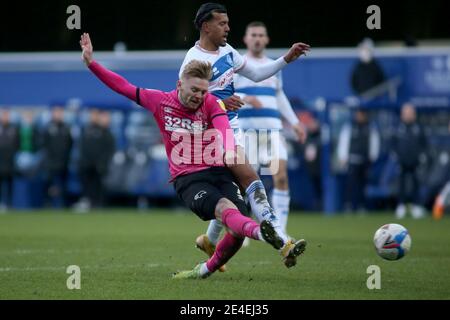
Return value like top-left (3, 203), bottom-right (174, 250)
top-left (373, 224), bottom-right (411, 260)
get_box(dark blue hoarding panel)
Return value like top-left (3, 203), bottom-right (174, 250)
top-left (1, 54), bottom-right (449, 107)
top-left (0, 69), bottom-right (178, 106)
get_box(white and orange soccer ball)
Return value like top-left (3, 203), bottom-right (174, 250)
top-left (373, 224), bottom-right (412, 260)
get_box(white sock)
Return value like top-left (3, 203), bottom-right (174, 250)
top-left (206, 219), bottom-right (223, 246)
top-left (199, 262), bottom-right (211, 277)
top-left (257, 229), bottom-right (264, 242)
top-left (272, 189), bottom-right (290, 234)
top-left (246, 180), bottom-right (289, 243)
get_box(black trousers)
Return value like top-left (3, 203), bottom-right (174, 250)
top-left (44, 169), bottom-right (69, 207)
top-left (0, 174), bottom-right (13, 206)
top-left (398, 165), bottom-right (419, 204)
top-left (347, 163), bottom-right (368, 211)
top-left (79, 167), bottom-right (106, 208)
top-left (174, 167), bottom-right (248, 221)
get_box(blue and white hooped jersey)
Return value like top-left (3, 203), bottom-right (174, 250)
top-left (179, 42), bottom-right (246, 121)
top-left (234, 55), bottom-right (283, 130)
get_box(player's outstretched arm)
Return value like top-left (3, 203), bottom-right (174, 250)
top-left (237, 57), bottom-right (287, 82)
top-left (276, 90), bottom-right (307, 143)
top-left (80, 33), bottom-right (94, 66)
top-left (80, 33), bottom-right (137, 102)
top-left (283, 42), bottom-right (310, 63)
top-left (237, 42), bottom-right (310, 82)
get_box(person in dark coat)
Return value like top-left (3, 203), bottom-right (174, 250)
top-left (77, 109), bottom-right (115, 210)
top-left (351, 38), bottom-right (386, 96)
top-left (392, 103), bottom-right (427, 219)
top-left (0, 109), bottom-right (20, 211)
top-left (42, 106), bottom-right (73, 207)
top-left (337, 110), bottom-right (380, 212)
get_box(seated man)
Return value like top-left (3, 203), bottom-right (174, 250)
top-left (80, 33), bottom-right (306, 279)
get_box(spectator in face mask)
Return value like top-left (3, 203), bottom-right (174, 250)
top-left (350, 38), bottom-right (386, 96)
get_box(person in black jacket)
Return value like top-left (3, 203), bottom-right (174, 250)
top-left (337, 110), bottom-right (380, 212)
top-left (42, 106), bottom-right (73, 207)
top-left (77, 109), bottom-right (115, 211)
top-left (351, 38), bottom-right (386, 96)
top-left (0, 109), bottom-right (20, 211)
top-left (393, 103), bottom-right (427, 219)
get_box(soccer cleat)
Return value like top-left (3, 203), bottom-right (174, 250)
top-left (433, 200), bottom-right (444, 220)
top-left (260, 220), bottom-right (284, 250)
top-left (195, 234), bottom-right (226, 272)
top-left (172, 263), bottom-right (207, 280)
top-left (280, 239), bottom-right (307, 268)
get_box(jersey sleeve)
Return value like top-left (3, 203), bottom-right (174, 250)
top-left (136, 88), bottom-right (165, 113)
top-left (88, 60), bottom-right (137, 101)
top-left (274, 69), bottom-right (299, 125)
top-left (205, 95), bottom-right (235, 153)
top-left (88, 60), bottom-right (164, 114)
top-left (277, 70), bottom-right (283, 90)
top-left (236, 56), bottom-right (287, 82)
top-left (206, 94), bottom-right (228, 121)
top-left (230, 46), bottom-right (246, 72)
top-left (276, 90), bottom-right (299, 126)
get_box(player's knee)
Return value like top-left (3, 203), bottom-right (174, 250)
top-left (234, 164), bottom-right (259, 189)
top-left (214, 198), bottom-right (237, 220)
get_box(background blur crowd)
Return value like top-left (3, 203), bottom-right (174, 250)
top-left (1, 37), bottom-right (450, 218)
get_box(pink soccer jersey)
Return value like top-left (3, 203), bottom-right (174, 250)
top-left (88, 61), bottom-right (234, 180)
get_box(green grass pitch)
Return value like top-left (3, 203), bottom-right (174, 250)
top-left (0, 210), bottom-right (449, 299)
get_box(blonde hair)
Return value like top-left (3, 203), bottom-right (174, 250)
top-left (181, 60), bottom-right (213, 81)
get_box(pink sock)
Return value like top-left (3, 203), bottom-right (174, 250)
top-left (221, 208), bottom-right (260, 240)
top-left (206, 232), bottom-right (244, 273)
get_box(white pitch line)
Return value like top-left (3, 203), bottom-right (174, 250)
top-left (0, 261), bottom-right (273, 273)
top-left (0, 248), bottom-right (111, 255)
top-left (0, 263), bottom-right (165, 273)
